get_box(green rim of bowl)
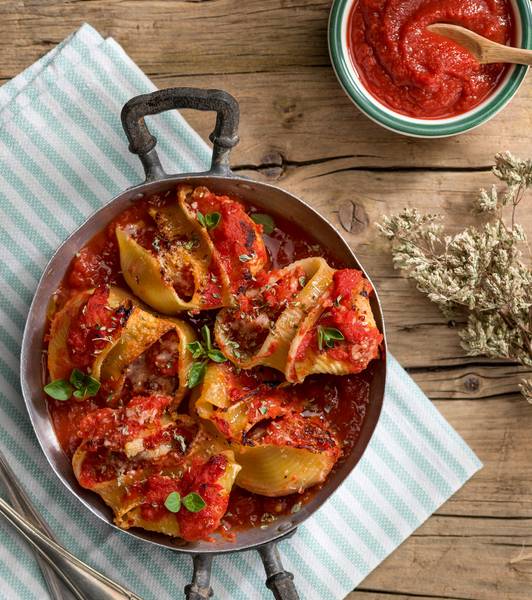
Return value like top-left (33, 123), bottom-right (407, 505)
top-left (329, 0), bottom-right (532, 137)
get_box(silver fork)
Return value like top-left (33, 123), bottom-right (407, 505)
top-left (0, 450), bottom-right (142, 600)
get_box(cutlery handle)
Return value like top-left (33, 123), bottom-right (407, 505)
top-left (0, 498), bottom-right (141, 600)
top-left (0, 451), bottom-right (82, 599)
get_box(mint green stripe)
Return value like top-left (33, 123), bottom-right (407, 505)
top-left (6, 113), bottom-right (103, 214)
top-left (316, 510), bottom-right (369, 572)
top-left (359, 459), bottom-right (419, 528)
top-left (348, 478), bottom-right (405, 542)
top-left (372, 414), bottom-right (451, 512)
top-left (388, 388), bottom-right (469, 481)
top-left (23, 93), bottom-right (122, 197)
top-left (0, 260), bottom-right (33, 305)
top-left (0, 290), bottom-right (26, 330)
top-left (0, 528), bottom-right (42, 599)
top-left (0, 226), bottom-right (42, 280)
top-left (0, 152), bottom-right (76, 239)
top-left (333, 493), bottom-right (387, 558)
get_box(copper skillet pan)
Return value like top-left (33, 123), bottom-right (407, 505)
top-left (20, 88), bottom-right (387, 600)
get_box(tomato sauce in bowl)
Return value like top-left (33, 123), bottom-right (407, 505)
top-left (347, 0), bottom-right (514, 118)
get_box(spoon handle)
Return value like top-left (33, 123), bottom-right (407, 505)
top-left (0, 497), bottom-right (142, 600)
top-left (485, 43), bottom-right (532, 66)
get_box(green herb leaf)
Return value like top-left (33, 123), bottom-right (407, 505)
top-left (183, 492), bottom-right (206, 512)
top-left (205, 212), bottom-right (221, 230)
top-left (317, 326), bottom-right (344, 350)
top-left (69, 369), bottom-right (86, 389)
top-left (187, 340), bottom-right (205, 359)
top-left (208, 349), bottom-right (227, 363)
top-left (298, 276), bottom-right (306, 288)
top-left (187, 361), bottom-right (207, 388)
top-left (251, 213), bottom-right (275, 235)
top-left (44, 379), bottom-right (73, 401)
top-left (201, 325), bottom-right (212, 351)
top-left (164, 491), bottom-right (181, 513)
top-left (196, 211), bottom-right (206, 227)
top-left (239, 253), bottom-right (254, 263)
top-left (259, 404), bottom-right (268, 415)
top-left (73, 375), bottom-right (101, 399)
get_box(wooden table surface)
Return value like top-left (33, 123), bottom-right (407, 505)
top-left (2, 1), bottom-right (532, 599)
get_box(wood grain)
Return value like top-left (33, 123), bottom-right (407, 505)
top-left (1, 1), bottom-right (531, 598)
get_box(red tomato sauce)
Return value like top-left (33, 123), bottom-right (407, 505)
top-left (45, 188), bottom-right (373, 536)
top-left (347, 0), bottom-right (514, 118)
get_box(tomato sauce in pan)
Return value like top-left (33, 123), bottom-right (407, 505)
top-left (44, 188), bottom-right (373, 534)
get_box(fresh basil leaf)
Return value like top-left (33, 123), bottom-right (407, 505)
top-left (298, 276), bottom-right (306, 288)
top-left (183, 492), bottom-right (206, 513)
top-left (196, 211), bottom-right (206, 227)
top-left (44, 379), bottom-right (73, 401)
top-left (251, 213), bottom-right (275, 235)
top-left (201, 325), bottom-right (212, 351)
top-left (259, 404), bottom-right (268, 415)
top-left (205, 212), bottom-right (221, 230)
top-left (85, 375), bottom-right (101, 396)
top-left (187, 340), bottom-right (205, 359)
top-left (187, 361), bottom-right (207, 388)
top-left (323, 327), bottom-right (345, 341)
top-left (208, 349), bottom-right (227, 363)
top-left (317, 326), bottom-right (345, 350)
top-left (239, 253), bottom-right (254, 263)
top-left (164, 491), bottom-right (182, 513)
top-left (69, 368), bottom-right (86, 389)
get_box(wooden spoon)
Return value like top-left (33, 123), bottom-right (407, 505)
top-left (427, 23), bottom-right (532, 65)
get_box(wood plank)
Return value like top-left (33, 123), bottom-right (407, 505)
top-left (157, 70), bottom-right (532, 169)
top-left (0, 1), bottom-right (531, 166)
top-left (353, 534), bottom-right (532, 600)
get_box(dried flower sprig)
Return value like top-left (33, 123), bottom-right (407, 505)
top-left (378, 152), bottom-right (532, 402)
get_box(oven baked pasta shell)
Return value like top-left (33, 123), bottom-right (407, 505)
top-left (72, 395), bottom-right (241, 540)
top-left (116, 222), bottom-right (231, 314)
top-left (214, 257), bottom-right (335, 373)
top-left (93, 308), bottom-right (196, 405)
top-left (191, 363), bottom-right (339, 496)
top-left (47, 286), bottom-right (136, 381)
top-left (286, 273), bottom-right (382, 383)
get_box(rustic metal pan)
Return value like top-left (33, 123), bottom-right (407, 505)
top-left (20, 88), bottom-right (387, 600)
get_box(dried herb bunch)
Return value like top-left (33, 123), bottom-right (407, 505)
top-left (378, 152), bottom-right (532, 401)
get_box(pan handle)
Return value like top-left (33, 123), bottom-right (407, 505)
top-left (258, 541), bottom-right (300, 600)
top-left (185, 554), bottom-right (213, 600)
top-left (121, 87), bottom-right (240, 181)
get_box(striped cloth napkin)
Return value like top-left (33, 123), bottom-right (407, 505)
top-left (0, 24), bottom-right (482, 600)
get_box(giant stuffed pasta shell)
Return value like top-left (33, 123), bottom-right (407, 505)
top-left (47, 286), bottom-right (136, 381)
top-left (177, 184), bottom-right (267, 293)
top-left (214, 257), bottom-right (335, 374)
top-left (47, 286), bottom-right (195, 405)
top-left (286, 269), bottom-right (383, 383)
top-left (72, 394), bottom-right (240, 541)
top-left (116, 184), bottom-right (267, 314)
top-left (192, 363), bottom-right (340, 497)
